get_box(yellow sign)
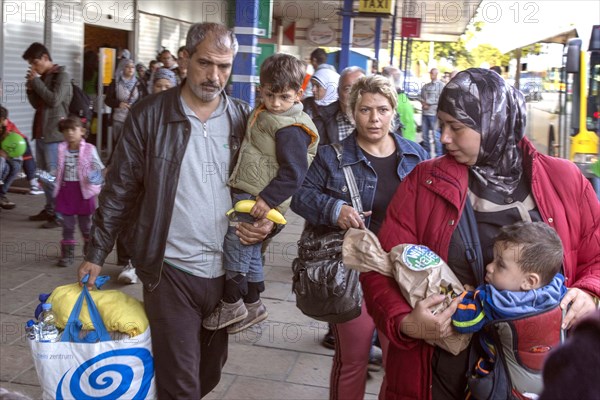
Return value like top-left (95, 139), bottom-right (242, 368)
top-left (100, 47), bottom-right (116, 85)
top-left (358, 0), bottom-right (395, 14)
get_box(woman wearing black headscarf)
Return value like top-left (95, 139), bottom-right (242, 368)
top-left (360, 68), bottom-right (600, 399)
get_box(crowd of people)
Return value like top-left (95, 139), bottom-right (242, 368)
top-left (0, 21), bottom-right (598, 400)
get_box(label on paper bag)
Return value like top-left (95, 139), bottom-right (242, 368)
top-left (401, 245), bottom-right (443, 271)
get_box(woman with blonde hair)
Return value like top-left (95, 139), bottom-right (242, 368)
top-left (292, 75), bottom-right (428, 399)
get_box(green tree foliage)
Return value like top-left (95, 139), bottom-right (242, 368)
top-left (471, 44), bottom-right (505, 68)
top-left (435, 38), bottom-right (473, 70)
top-left (396, 20), bottom-right (525, 73)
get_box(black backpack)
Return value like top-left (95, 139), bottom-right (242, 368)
top-left (69, 80), bottom-right (93, 124)
top-left (52, 74), bottom-right (93, 124)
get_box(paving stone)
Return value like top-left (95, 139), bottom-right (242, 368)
top-left (285, 353), bottom-right (331, 387)
top-left (0, 345), bottom-right (35, 382)
top-left (222, 342), bottom-right (298, 381)
top-left (221, 376), bottom-right (329, 400)
top-left (203, 373), bottom-right (236, 400)
top-left (263, 265), bottom-right (293, 283)
top-left (366, 369), bottom-right (385, 396)
top-left (261, 281), bottom-right (294, 302)
top-left (0, 381), bottom-right (43, 399)
top-left (10, 365), bottom-right (40, 387)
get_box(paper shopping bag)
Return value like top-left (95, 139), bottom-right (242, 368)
top-left (29, 286), bottom-right (156, 399)
top-left (343, 228), bottom-right (472, 355)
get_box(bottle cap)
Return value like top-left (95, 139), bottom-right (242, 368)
top-left (42, 303), bottom-right (52, 310)
top-left (26, 319), bottom-right (35, 327)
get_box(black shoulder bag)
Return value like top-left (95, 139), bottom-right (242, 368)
top-left (291, 143), bottom-right (363, 323)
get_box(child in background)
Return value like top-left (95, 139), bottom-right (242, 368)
top-left (0, 106), bottom-right (24, 209)
top-left (54, 116), bottom-right (104, 267)
top-left (0, 106), bottom-right (43, 196)
top-left (203, 53), bottom-right (319, 334)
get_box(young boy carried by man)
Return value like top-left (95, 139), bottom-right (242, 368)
top-left (203, 54), bottom-right (319, 334)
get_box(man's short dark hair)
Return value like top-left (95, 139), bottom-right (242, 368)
top-left (495, 221), bottom-right (563, 286)
top-left (310, 48), bottom-right (328, 65)
top-left (0, 106), bottom-right (8, 120)
top-left (22, 42), bottom-right (52, 62)
top-left (259, 53), bottom-right (306, 93)
top-left (490, 66), bottom-right (502, 74)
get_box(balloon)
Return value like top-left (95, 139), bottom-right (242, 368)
top-left (1, 132), bottom-right (27, 158)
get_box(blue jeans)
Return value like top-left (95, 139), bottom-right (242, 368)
top-left (421, 115), bottom-right (442, 157)
top-left (223, 192), bottom-right (264, 283)
top-left (35, 140), bottom-right (59, 214)
top-left (0, 158), bottom-right (23, 196)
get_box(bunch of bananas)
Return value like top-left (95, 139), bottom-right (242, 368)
top-left (225, 200), bottom-right (287, 225)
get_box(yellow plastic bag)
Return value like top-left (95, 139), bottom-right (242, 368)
top-left (47, 283), bottom-right (148, 337)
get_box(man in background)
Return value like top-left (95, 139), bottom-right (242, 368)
top-left (420, 68), bottom-right (444, 157)
top-left (22, 42), bottom-right (71, 228)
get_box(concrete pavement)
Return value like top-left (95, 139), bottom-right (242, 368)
top-left (0, 190), bottom-right (383, 399)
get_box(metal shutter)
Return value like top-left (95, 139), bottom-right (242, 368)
top-left (159, 17), bottom-right (180, 56)
top-left (1, 1), bottom-right (46, 139)
top-left (49, 2), bottom-right (84, 86)
top-left (179, 22), bottom-right (191, 48)
top-left (138, 13), bottom-right (160, 67)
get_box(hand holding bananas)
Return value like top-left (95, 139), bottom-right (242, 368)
top-left (226, 199), bottom-right (287, 225)
top-left (249, 197), bottom-right (272, 220)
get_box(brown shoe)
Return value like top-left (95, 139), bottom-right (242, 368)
top-left (29, 209), bottom-right (52, 221)
top-left (0, 196), bottom-right (16, 210)
top-left (42, 217), bottom-right (62, 229)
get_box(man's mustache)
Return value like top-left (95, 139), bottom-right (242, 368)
top-left (201, 83), bottom-right (221, 90)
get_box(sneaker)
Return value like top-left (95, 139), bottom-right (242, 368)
top-left (202, 299), bottom-right (248, 331)
top-left (117, 262), bottom-right (138, 284)
top-left (42, 217), bottom-right (62, 229)
top-left (227, 300), bottom-right (268, 334)
top-left (367, 345), bottom-right (383, 372)
top-left (29, 185), bottom-right (44, 195)
top-left (16, 171), bottom-right (27, 180)
top-left (0, 196), bottom-right (16, 210)
top-left (29, 209), bottom-right (52, 221)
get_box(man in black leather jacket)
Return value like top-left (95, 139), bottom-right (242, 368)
top-left (78, 23), bottom-right (276, 398)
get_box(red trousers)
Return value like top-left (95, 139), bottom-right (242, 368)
top-left (330, 301), bottom-right (390, 399)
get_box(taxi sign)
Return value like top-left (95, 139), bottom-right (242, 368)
top-left (358, 0), bottom-right (395, 14)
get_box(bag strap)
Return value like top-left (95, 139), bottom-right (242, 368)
top-left (456, 198), bottom-right (484, 285)
top-left (332, 143), bottom-right (364, 214)
top-left (61, 286), bottom-right (111, 343)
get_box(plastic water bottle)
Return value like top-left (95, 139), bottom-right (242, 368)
top-left (38, 303), bottom-right (59, 342)
top-left (25, 319), bottom-right (38, 341)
